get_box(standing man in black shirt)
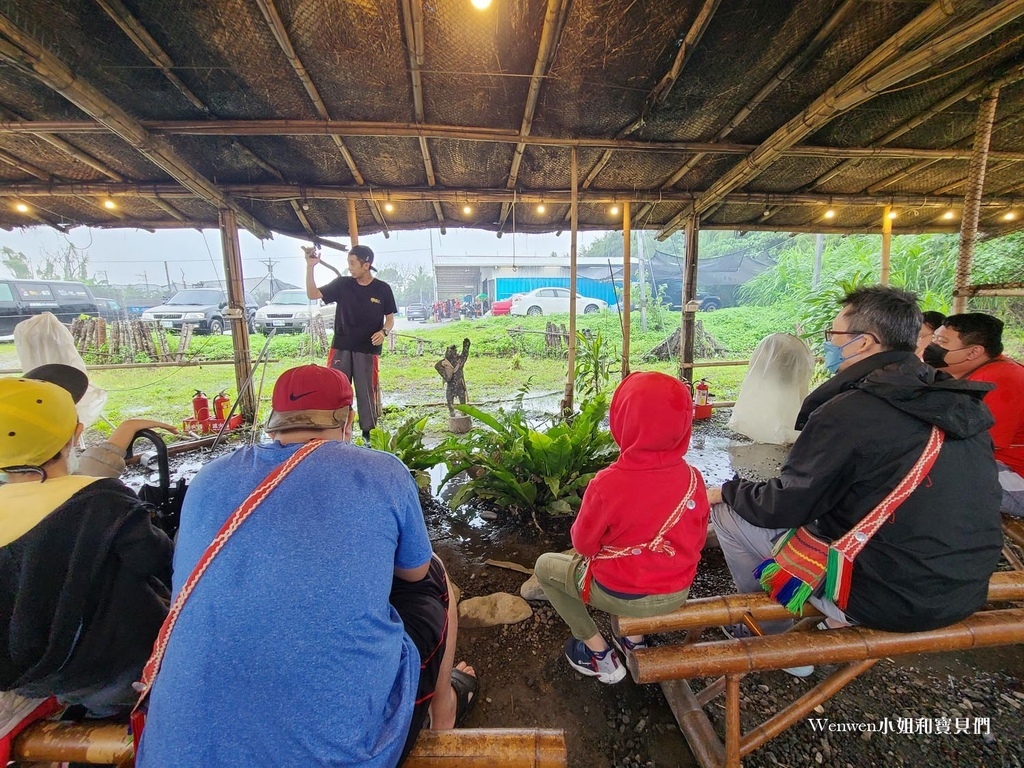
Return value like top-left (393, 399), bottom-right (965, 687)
top-left (305, 245), bottom-right (396, 440)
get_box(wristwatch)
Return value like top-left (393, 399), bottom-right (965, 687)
top-left (382, 329), bottom-right (389, 337)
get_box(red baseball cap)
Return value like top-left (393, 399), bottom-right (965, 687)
top-left (266, 365), bottom-right (354, 432)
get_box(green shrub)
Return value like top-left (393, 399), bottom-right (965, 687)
top-left (369, 415), bottom-right (446, 490)
top-left (442, 396), bottom-right (618, 519)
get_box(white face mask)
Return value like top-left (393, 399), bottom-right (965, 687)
top-left (66, 448), bottom-right (80, 476)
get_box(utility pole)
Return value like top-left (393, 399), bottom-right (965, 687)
top-left (138, 271), bottom-right (150, 298)
top-left (260, 258), bottom-right (278, 293)
top-left (164, 260), bottom-right (173, 293)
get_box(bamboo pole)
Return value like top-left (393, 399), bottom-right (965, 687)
top-left (725, 674), bottom-right (742, 768)
top-left (561, 148), bottom-right (578, 417)
top-left (658, 679), bottom-right (727, 768)
top-left (880, 205), bottom-right (892, 284)
top-left (955, 281), bottom-right (1024, 298)
top-left (955, 87), bottom-right (1001, 314)
top-left (622, 203), bottom-right (631, 379)
top-left (618, 571), bottom-right (1024, 636)
top-left (11, 722), bottom-right (132, 764)
top-left (740, 660), bottom-right (878, 756)
top-left (219, 209), bottom-right (256, 420)
top-left (347, 199), bottom-right (359, 245)
top-left (3, 182), bottom-right (1020, 210)
top-left (0, 13), bottom-right (269, 239)
top-left (680, 215), bottom-right (699, 382)
top-left (657, 0), bottom-right (1024, 238)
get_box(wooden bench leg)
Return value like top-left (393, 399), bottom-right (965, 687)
top-left (724, 674), bottom-right (741, 768)
top-left (659, 679), bottom-right (727, 768)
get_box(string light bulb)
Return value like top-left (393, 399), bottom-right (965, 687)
top-left (103, 199), bottom-right (116, 210)
top-left (1004, 211), bottom-right (1017, 221)
top-left (824, 208), bottom-right (835, 219)
top-left (15, 202), bottom-right (29, 213)
top-left (384, 202), bottom-right (394, 213)
top-left (471, 0), bottom-right (491, 8)
top-left (462, 205), bottom-right (473, 215)
top-left (762, 206), bottom-right (771, 218)
top-left (943, 210), bottom-right (955, 220)
top-left (609, 205), bottom-right (620, 216)
top-left (537, 204), bottom-right (546, 214)
top-left (887, 210), bottom-right (898, 220)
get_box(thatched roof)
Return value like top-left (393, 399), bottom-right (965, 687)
top-left (1, 0), bottom-right (1023, 244)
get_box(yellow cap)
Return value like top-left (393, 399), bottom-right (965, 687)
top-left (0, 378), bottom-right (78, 469)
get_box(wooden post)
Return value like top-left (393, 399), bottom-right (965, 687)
top-left (621, 203), bottom-right (631, 379)
top-left (725, 674), bottom-right (741, 768)
top-left (954, 87), bottom-right (1000, 314)
top-left (218, 209), bottom-right (256, 420)
top-left (347, 199), bottom-right (359, 245)
top-left (561, 147), bottom-right (578, 416)
top-left (680, 215), bottom-right (699, 383)
top-left (880, 204), bottom-right (892, 284)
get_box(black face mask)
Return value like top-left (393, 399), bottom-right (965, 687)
top-left (923, 343), bottom-right (950, 368)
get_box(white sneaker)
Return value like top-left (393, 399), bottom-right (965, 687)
top-left (563, 638), bottom-right (627, 684)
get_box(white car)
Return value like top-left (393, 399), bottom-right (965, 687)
top-left (510, 288), bottom-right (607, 316)
top-left (253, 289), bottom-right (334, 334)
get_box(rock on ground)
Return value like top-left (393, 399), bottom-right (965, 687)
top-left (458, 592), bottom-right (533, 628)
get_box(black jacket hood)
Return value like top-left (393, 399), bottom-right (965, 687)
top-left (797, 351), bottom-right (994, 439)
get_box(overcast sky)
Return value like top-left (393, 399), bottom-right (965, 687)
top-left (0, 225), bottom-right (602, 289)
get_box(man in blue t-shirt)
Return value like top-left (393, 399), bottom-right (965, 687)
top-left (306, 245), bottom-right (397, 441)
top-left (137, 365), bottom-right (477, 767)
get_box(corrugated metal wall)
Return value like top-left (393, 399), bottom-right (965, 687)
top-left (435, 266), bottom-right (481, 299)
top-left (494, 276), bottom-right (616, 303)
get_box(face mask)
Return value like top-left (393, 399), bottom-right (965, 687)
top-left (822, 335), bottom-right (863, 375)
top-left (923, 343), bottom-right (949, 368)
top-left (66, 448), bottom-right (80, 475)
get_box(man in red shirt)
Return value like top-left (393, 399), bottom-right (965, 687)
top-left (925, 313), bottom-right (1024, 516)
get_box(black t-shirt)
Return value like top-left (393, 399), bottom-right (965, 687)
top-left (320, 276), bottom-right (397, 354)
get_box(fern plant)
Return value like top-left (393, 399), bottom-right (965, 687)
top-left (369, 416), bottom-right (446, 490)
top-left (442, 396), bottom-right (618, 519)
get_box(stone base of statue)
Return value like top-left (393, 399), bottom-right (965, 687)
top-left (449, 413), bottom-right (472, 434)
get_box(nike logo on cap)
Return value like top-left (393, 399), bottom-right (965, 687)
top-left (289, 391), bottom-right (317, 401)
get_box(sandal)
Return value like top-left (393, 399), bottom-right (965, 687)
top-left (450, 666), bottom-right (479, 728)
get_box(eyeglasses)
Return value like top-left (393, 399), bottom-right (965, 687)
top-left (823, 329), bottom-right (879, 344)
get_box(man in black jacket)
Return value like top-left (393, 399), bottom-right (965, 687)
top-left (0, 378), bottom-right (172, 716)
top-left (709, 286), bottom-right (1002, 635)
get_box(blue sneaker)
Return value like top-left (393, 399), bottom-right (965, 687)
top-left (563, 638), bottom-right (626, 684)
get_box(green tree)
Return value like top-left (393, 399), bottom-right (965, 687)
top-left (406, 266), bottom-right (434, 304)
top-left (1, 246), bottom-right (34, 278)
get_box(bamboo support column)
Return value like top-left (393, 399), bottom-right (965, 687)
top-left (218, 209), bottom-right (256, 420)
top-left (680, 215), bottom-right (699, 382)
top-left (954, 87), bottom-right (1000, 314)
top-left (725, 674), bottom-right (741, 768)
top-left (347, 199), bottom-right (359, 245)
top-left (561, 147), bottom-right (578, 416)
top-left (621, 203), bottom-right (631, 379)
top-left (880, 204), bottom-right (892, 284)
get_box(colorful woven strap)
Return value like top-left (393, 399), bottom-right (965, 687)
top-left (132, 439), bottom-right (326, 708)
top-left (833, 425), bottom-right (944, 559)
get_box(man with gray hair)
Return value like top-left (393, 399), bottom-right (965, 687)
top-left (708, 286), bottom-right (1002, 664)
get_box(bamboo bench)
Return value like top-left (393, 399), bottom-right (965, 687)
top-left (10, 723), bottom-right (567, 768)
top-left (610, 570), bottom-right (1024, 768)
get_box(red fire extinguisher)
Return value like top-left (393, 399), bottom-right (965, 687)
top-left (192, 390), bottom-right (210, 421)
top-left (695, 379), bottom-right (710, 407)
top-left (213, 391), bottom-right (230, 421)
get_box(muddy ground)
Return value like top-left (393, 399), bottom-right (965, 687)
top-left (122, 414), bottom-right (1024, 768)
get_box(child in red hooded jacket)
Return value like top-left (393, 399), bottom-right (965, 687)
top-left (534, 372), bottom-right (709, 683)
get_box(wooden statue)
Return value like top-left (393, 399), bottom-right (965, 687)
top-left (436, 338), bottom-right (471, 415)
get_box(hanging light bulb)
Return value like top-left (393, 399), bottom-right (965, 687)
top-left (887, 210), bottom-right (898, 220)
top-left (537, 204), bottom-right (546, 214)
top-left (943, 210), bottom-right (955, 220)
top-left (1004, 211), bottom-right (1017, 221)
top-left (384, 202), bottom-right (394, 213)
top-left (462, 205), bottom-right (473, 215)
top-left (103, 199), bottom-right (116, 210)
top-left (762, 206), bottom-right (771, 218)
top-left (471, 0), bottom-right (491, 8)
top-left (15, 202), bottom-right (29, 213)
top-left (824, 208), bottom-right (835, 219)
top-left (609, 205), bottom-right (620, 216)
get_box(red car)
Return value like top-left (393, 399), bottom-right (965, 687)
top-left (490, 294), bottom-right (519, 316)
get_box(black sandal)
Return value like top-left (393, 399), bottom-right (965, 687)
top-left (450, 667), bottom-right (479, 728)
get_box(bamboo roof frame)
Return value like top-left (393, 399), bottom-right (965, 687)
top-left (0, 1), bottom-right (1021, 241)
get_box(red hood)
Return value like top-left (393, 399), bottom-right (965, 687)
top-left (609, 372), bottom-right (693, 470)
